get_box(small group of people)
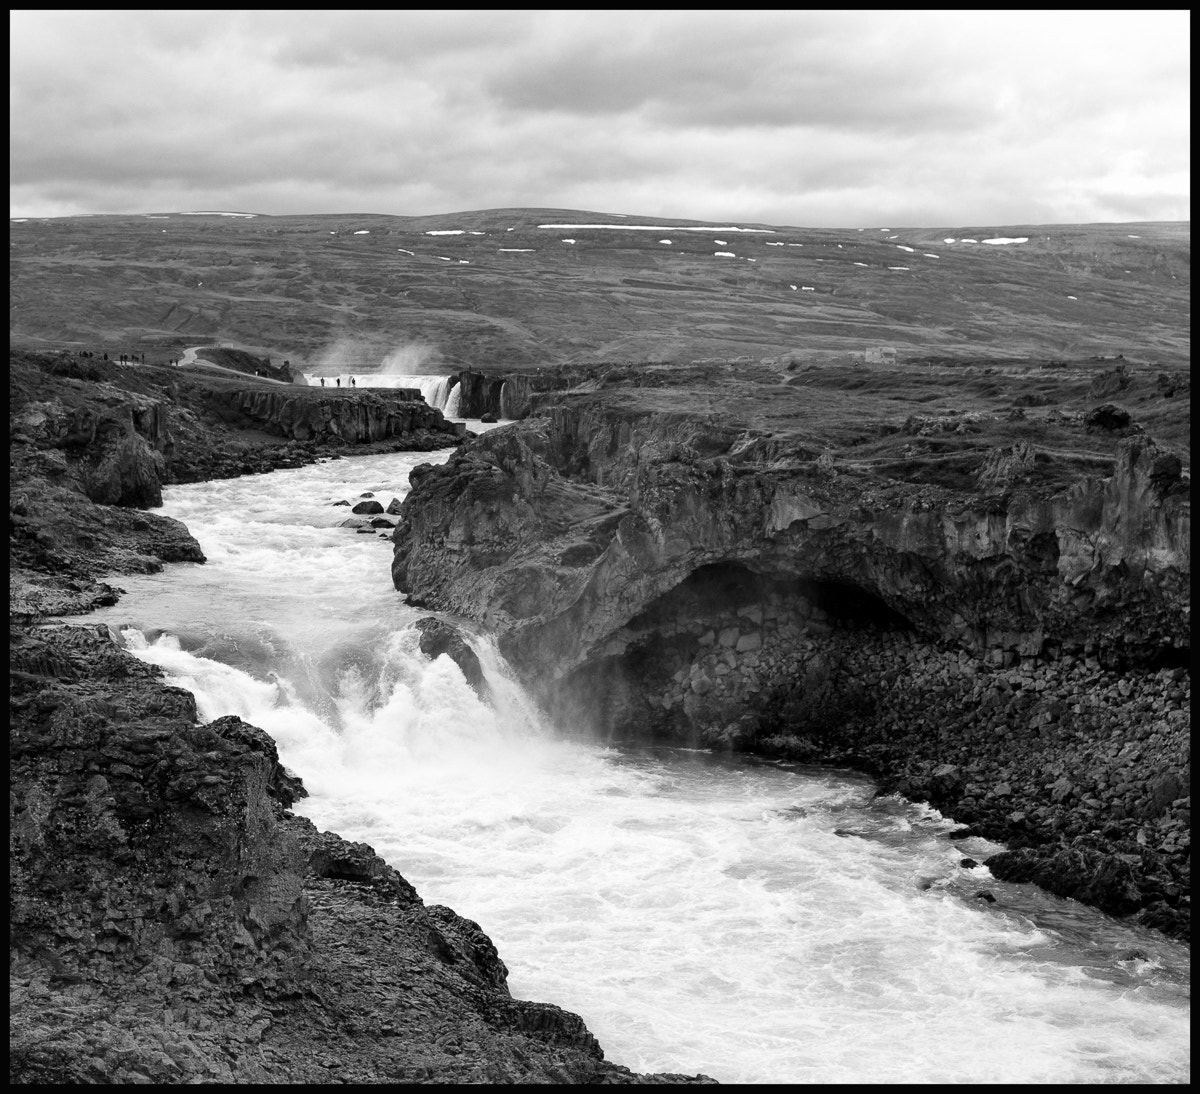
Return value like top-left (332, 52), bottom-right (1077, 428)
top-left (319, 376), bottom-right (356, 387)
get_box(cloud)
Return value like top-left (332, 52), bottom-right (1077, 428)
top-left (8, 10), bottom-right (1190, 225)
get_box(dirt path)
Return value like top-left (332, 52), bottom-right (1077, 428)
top-left (176, 346), bottom-right (292, 384)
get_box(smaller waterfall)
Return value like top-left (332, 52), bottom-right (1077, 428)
top-left (299, 371), bottom-right (461, 413)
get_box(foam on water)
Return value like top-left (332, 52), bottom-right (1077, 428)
top-left (87, 452), bottom-right (1191, 1085)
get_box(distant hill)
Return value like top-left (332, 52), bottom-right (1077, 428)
top-left (8, 209), bottom-right (1190, 370)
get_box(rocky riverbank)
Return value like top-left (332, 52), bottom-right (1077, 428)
top-left (9, 348), bottom-right (714, 1084)
top-left (391, 364), bottom-right (1190, 940)
top-left (530, 571), bottom-right (1190, 940)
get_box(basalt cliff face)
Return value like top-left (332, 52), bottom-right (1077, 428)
top-left (206, 387), bottom-right (464, 446)
top-left (393, 400), bottom-right (1187, 674)
top-left (392, 380), bottom-right (1190, 939)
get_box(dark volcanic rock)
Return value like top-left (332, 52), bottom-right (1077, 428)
top-left (1085, 403), bottom-right (1132, 431)
top-left (985, 841), bottom-right (1143, 917)
top-left (391, 397), bottom-right (1190, 938)
top-left (415, 617), bottom-right (490, 700)
top-left (83, 432), bottom-right (167, 508)
top-left (393, 403), bottom-right (1188, 677)
top-left (206, 387), bottom-right (461, 446)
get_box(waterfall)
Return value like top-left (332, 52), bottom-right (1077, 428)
top-left (299, 371), bottom-right (462, 413)
top-left (119, 622), bottom-right (548, 790)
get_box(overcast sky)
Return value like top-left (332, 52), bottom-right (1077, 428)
top-left (9, 9), bottom-right (1191, 227)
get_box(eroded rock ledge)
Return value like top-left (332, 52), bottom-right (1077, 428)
top-left (392, 398), bottom-right (1190, 938)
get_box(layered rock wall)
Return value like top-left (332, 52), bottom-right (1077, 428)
top-left (393, 401), bottom-right (1189, 679)
top-left (208, 388), bottom-right (463, 444)
top-left (455, 367), bottom-right (598, 419)
top-left (11, 376), bottom-right (174, 508)
top-left (455, 371), bottom-right (507, 418)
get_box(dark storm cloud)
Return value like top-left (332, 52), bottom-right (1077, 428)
top-left (8, 9), bottom-right (1190, 225)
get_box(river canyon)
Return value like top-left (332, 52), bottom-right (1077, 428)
top-left (62, 446), bottom-right (1195, 1082)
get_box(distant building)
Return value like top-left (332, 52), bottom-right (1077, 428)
top-left (865, 346), bottom-right (897, 364)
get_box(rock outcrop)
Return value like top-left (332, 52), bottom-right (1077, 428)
top-left (207, 387), bottom-right (464, 446)
top-left (8, 351), bottom-right (465, 518)
top-left (415, 617), bottom-right (490, 699)
top-left (392, 396), bottom-right (1190, 938)
top-left (454, 365), bottom-right (597, 419)
top-left (393, 402), bottom-right (1188, 676)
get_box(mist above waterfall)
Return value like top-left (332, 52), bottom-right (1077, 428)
top-left (301, 337), bottom-right (444, 378)
top-left (297, 338), bottom-right (466, 412)
top-left (380, 341), bottom-right (441, 376)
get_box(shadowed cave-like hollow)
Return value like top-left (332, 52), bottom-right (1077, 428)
top-left (547, 562), bottom-right (914, 745)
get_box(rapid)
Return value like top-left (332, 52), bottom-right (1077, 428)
top-left (84, 441), bottom-right (1190, 1084)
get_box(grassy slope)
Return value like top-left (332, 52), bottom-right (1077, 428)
top-left (9, 210), bottom-right (1190, 372)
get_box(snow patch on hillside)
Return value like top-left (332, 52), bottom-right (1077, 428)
top-left (537, 223), bottom-right (774, 233)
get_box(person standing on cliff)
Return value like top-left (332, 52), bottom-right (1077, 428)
top-left (320, 377), bottom-right (326, 387)
top-left (350, 376), bottom-right (356, 387)
top-left (336, 377), bottom-right (341, 387)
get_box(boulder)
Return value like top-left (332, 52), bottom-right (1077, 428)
top-left (1084, 403), bottom-right (1132, 431)
top-left (985, 840), bottom-right (1143, 916)
top-left (85, 434), bottom-right (166, 508)
top-left (414, 617), bottom-right (490, 700)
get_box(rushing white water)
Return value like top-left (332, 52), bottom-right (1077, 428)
top-left (83, 451), bottom-right (1190, 1084)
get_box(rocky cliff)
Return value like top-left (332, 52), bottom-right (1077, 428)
top-left (392, 384), bottom-right (1190, 938)
top-left (393, 400), bottom-right (1188, 675)
top-left (454, 364), bottom-right (598, 419)
top-left (206, 387), bottom-right (464, 445)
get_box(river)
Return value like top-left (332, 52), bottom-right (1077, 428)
top-left (84, 439), bottom-right (1190, 1084)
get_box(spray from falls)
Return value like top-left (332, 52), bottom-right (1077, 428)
top-left (298, 340), bottom-right (464, 413)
